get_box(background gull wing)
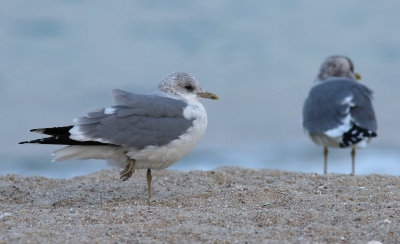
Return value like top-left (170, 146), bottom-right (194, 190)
top-left (349, 84), bottom-right (377, 132)
top-left (302, 78), bottom-right (377, 135)
top-left (70, 90), bottom-right (194, 149)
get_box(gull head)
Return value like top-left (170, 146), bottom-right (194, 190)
top-left (316, 55), bottom-right (361, 82)
top-left (158, 72), bottom-right (218, 101)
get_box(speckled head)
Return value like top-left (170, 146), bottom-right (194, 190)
top-left (158, 72), bottom-right (218, 100)
top-left (316, 55), bottom-right (361, 82)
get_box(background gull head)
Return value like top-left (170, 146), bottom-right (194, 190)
top-left (317, 55), bottom-right (361, 82)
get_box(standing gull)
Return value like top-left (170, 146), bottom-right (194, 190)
top-left (20, 72), bottom-right (218, 203)
top-left (302, 55), bottom-right (377, 175)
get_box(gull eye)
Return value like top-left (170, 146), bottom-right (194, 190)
top-left (184, 85), bottom-right (194, 91)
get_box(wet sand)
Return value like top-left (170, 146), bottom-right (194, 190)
top-left (1, 167), bottom-right (399, 243)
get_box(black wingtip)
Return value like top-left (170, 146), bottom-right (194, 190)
top-left (29, 126), bottom-right (74, 136)
top-left (339, 125), bottom-right (378, 148)
top-left (19, 136), bottom-right (114, 146)
top-left (19, 139), bottom-right (41, 144)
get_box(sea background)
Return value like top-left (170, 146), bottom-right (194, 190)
top-left (1, 0), bottom-right (400, 178)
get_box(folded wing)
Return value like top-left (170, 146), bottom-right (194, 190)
top-left (70, 89), bottom-right (194, 149)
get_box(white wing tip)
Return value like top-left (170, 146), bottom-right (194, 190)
top-left (341, 95), bottom-right (354, 105)
top-left (69, 134), bottom-right (86, 140)
top-left (104, 107), bottom-right (116, 115)
top-left (69, 126), bottom-right (81, 135)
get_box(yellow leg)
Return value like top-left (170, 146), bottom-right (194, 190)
top-left (120, 159), bottom-right (135, 181)
top-left (147, 169), bottom-right (152, 205)
top-left (351, 148), bottom-right (356, 176)
top-left (323, 146), bottom-right (328, 175)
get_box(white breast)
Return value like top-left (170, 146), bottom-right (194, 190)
top-left (125, 100), bottom-right (208, 170)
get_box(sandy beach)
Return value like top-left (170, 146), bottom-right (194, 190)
top-left (1, 167), bottom-right (399, 243)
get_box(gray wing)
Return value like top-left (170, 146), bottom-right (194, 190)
top-left (70, 90), bottom-right (194, 149)
top-left (349, 83), bottom-right (377, 131)
top-left (302, 78), bottom-right (377, 135)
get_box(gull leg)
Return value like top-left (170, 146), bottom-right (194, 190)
top-left (147, 169), bottom-right (152, 205)
top-left (120, 158), bottom-right (135, 181)
top-left (351, 148), bottom-right (356, 176)
top-left (323, 146), bottom-right (328, 175)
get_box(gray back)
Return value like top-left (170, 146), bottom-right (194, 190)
top-left (303, 78), bottom-right (377, 135)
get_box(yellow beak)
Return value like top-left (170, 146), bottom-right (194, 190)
top-left (355, 73), bottom-right (362, 80)
top-left (197, 91), bottom-right (219, 100)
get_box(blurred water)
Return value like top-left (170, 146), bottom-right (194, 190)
top-left (1, 1), bottom-right (399, 178)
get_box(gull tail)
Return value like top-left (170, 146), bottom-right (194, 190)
top-left (52, 145), bottom-right (120, 162)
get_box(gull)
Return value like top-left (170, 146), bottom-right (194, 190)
top-left (20, 72), bottom-right (218, 203)
top-left (302, 55), bottom-right (377, 175)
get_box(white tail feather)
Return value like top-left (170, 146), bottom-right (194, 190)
top-left (52, 145), bottom-right (123, 162)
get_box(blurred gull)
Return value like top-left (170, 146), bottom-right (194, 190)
top-left (20, 72), bottom-right (218, 203)
top-left (302, 56), bottom-right (377, 175)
